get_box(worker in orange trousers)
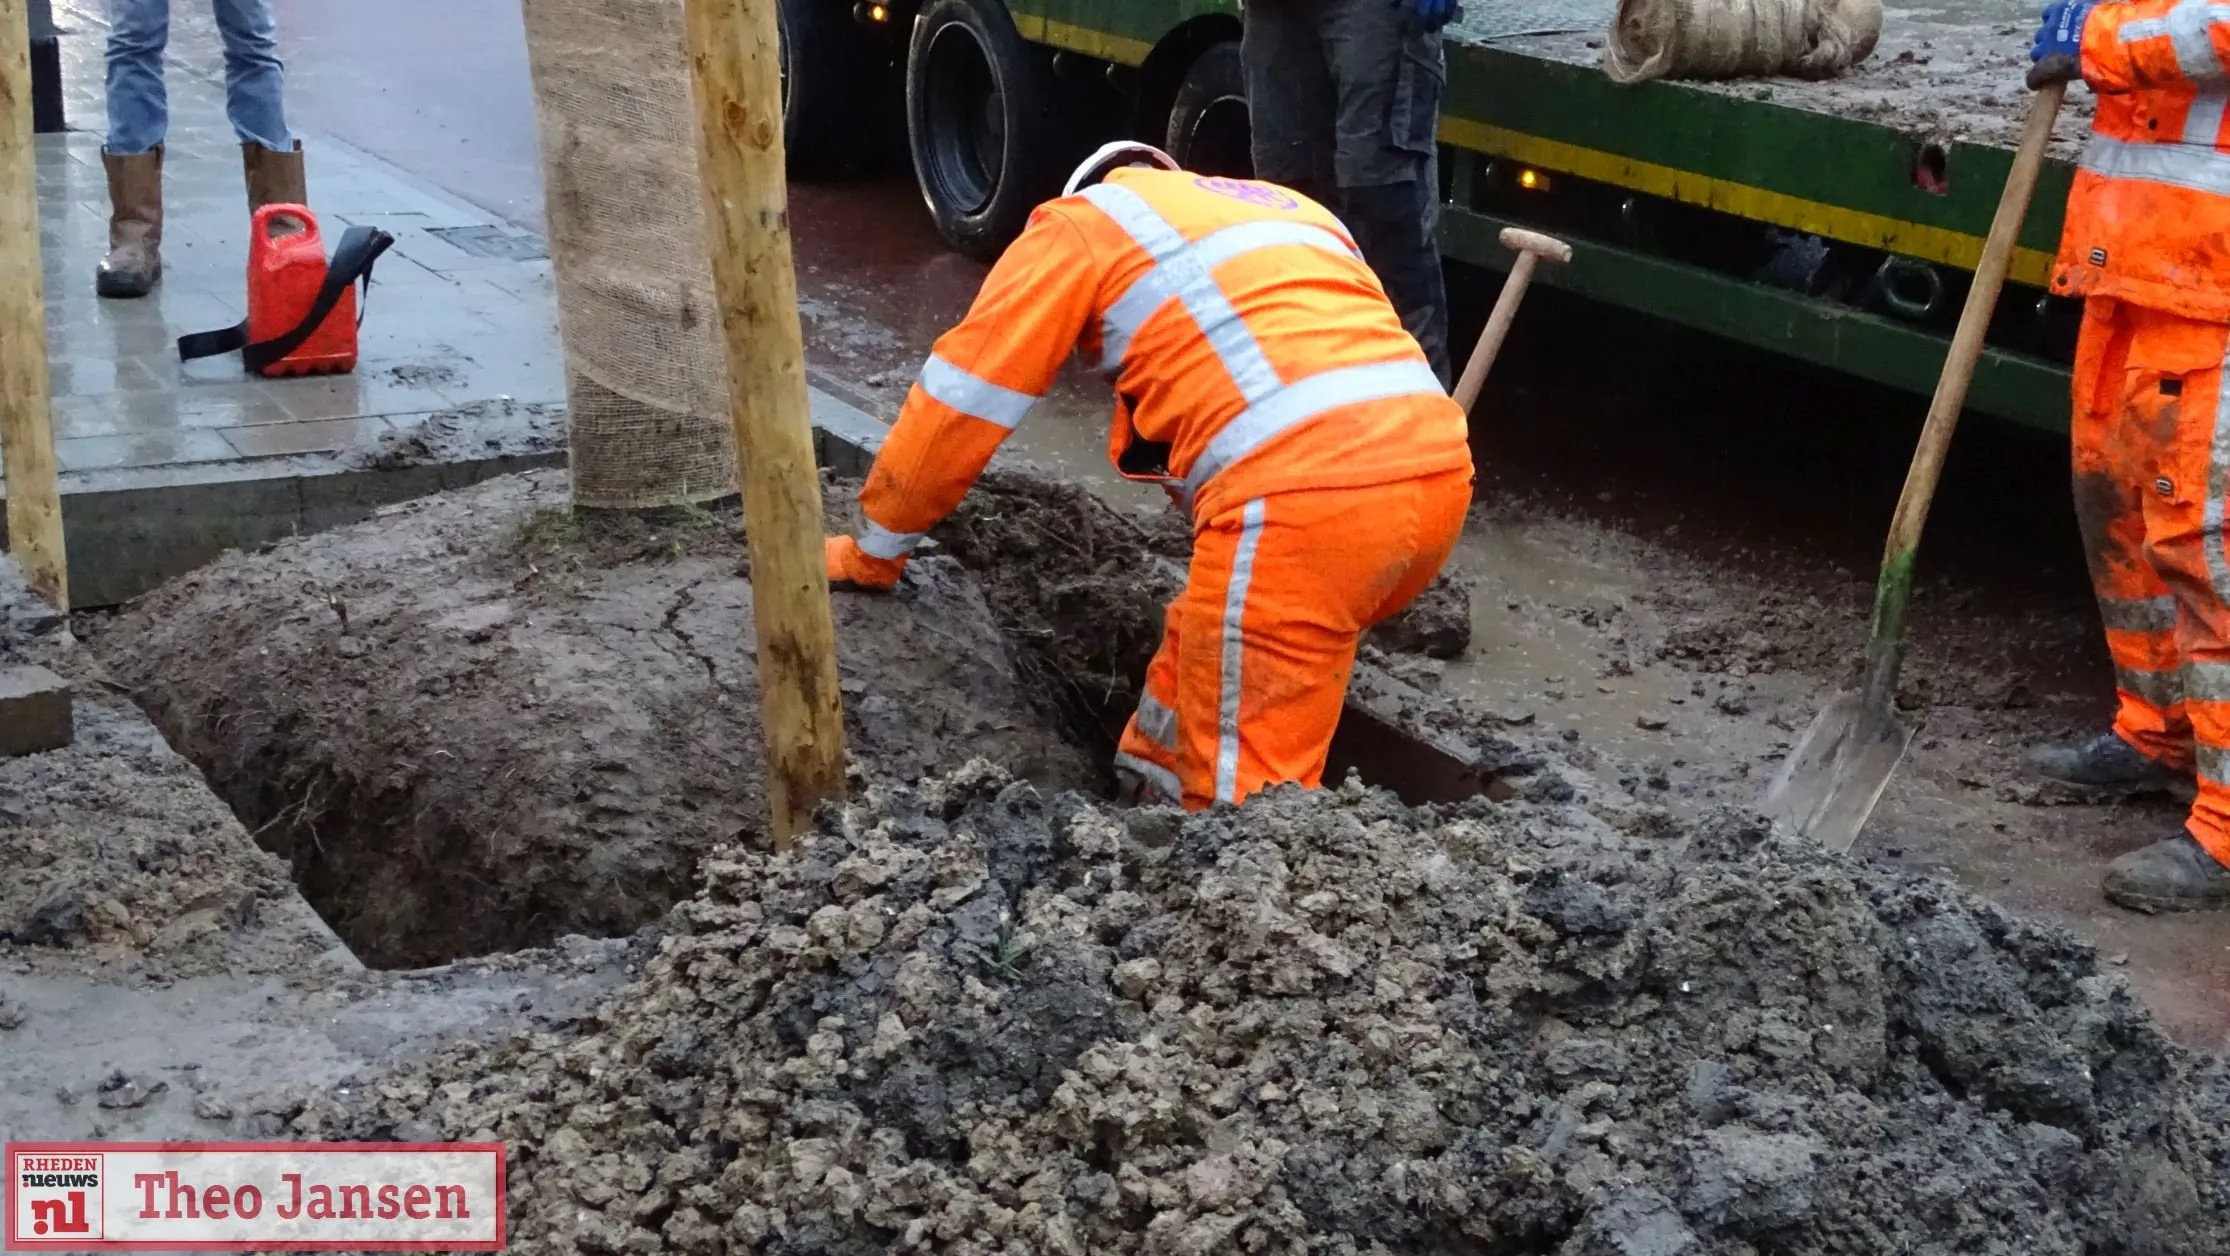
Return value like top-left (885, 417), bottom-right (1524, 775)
top-left (2026, 0), bottom-right (2230, 910)
top-left (825, 141), bottom-right (1474, 810)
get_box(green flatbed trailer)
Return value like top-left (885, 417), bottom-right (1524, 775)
top-left (780, 0), bottom-right (2086, 431)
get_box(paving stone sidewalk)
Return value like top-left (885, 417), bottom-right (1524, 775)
top-left (26, 2), bottom-right (563, 481)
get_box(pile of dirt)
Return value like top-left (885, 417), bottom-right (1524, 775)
top-left (0, 562), bottom-right (343, 979)
top-left (0, 692), bottom-right (341, 977)
top-left (933, 473), bottom-right (1471, 755)
top-left (97, 470), bottom-right (1097, 969)
top-left (323, 763), bottom-right (2228, 1254)
top-left (935, 474), bottom-right (1185, 752)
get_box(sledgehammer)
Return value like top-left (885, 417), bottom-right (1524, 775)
top-left (1451, 228), bottom-right (1571, 412)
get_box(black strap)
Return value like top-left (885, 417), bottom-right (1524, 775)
top-left (177, 225), bottom-right (395, 369)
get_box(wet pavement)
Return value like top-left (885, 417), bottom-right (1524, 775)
top-left (26, 0), bottom-right (561, 481)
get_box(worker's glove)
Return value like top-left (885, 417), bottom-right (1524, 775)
top-left (2028, 0), bottom-right (2095, 89)
top-left (825, 535), bottom-right (907, 591)
top-left (1402, 0), bottom-right (1460, 34)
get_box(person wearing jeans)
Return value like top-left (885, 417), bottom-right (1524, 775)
top-left (98, 0), bottom-right (306, 298)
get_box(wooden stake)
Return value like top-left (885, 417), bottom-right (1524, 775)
top-left (681, 0), bottom-right (844, 846)
top-left (0, 0), bottom-right (67, 611)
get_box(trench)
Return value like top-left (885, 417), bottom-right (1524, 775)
top-left (100, 470), bottom-right (1497, 972)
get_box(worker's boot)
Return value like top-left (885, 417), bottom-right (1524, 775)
top-left (243, 140), bottom-right (308, 211)
top-left (2102, 830), bottom-right (2230, 913)
top-left (95, 146), bottom-right (163, 299)
top-left (2025, 730), bottom-right (2188, 795)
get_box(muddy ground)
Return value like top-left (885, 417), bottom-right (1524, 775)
top-left (324, 763), bottom-right (2230, 1254)
top-left (0, 557), bottom-right (640, 1148)
top-left (786, 159), bottom-right (2230, 1054)
top-left (98, 469), bottom-right (1098, 969)
top-left (14, 455), bottom-right (2230, 1251)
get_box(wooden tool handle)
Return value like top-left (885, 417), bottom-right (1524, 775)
top-left (1860, 81), bottom-right (2066, 709)
top-left (1452, 254), bottom-right (1536, 412)
top-left (1451, 229), bottom-right (1572, 412)
top-left (1498, 226), bottom-right (1573, 264)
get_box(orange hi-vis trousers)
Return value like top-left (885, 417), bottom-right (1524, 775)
top-left (2072, 298), bottom-right (2230, 864)
top-left (1112, 467), bottom-right (1472, 810)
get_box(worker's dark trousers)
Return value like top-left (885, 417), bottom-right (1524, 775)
top-left (1241, 0), bottom-right (1453, 388)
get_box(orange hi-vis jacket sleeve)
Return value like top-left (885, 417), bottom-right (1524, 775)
top-left (2082, 0), bottom-right (2230, 93)
top-left (2056, 1), bottom-right (2230, 321)
top-left (852, 209), bottom-right (1101, 562)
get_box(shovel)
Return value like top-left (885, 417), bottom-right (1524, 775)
top-left (1760, 81), bottom-right (2067, 851)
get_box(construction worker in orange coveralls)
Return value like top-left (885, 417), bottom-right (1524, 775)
top-left (2025, 0), bottom-right (2230, 911)
top-left (823, 141), bottom-right (1474, 811)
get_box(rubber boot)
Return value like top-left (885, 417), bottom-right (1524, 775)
top-left (243, 141), bottom-right (308, 212)
top-left (96, 146), bottom-right (163, 299)
top-left (2102, 830), bottom-right (2230, 913)
top-left (2024, 730), bottom-right (2188, 795)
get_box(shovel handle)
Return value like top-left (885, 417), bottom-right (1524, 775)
top-left (1860, 82), bottom-right (2066, 711)
top-left (1451, 228), bottom-right (1571, 412)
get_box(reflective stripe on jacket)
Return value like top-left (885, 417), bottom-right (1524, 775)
top-left (2058, 0), bottom-right (2230, 320)
top-left (855, 168), bottom-right (1472, 559)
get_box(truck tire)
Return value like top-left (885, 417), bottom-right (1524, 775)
top-left (907, 0), bottom-right (1063, 261)
top-left (781, 0), bottom-right (871, 175)
top-left (1164, 41), bottom-right (1252, 178)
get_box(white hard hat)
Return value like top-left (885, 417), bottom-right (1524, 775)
top-left (1063, 140), bottom-right (1180, 197)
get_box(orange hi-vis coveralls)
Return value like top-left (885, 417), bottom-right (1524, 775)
top-left (832, 167), bottom-right (1474, 809)
top-left (2056, 0), bottom-right (2230, 865)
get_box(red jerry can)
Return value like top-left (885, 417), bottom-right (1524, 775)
top-left (247, 204), bottom-right (355, 376)
top-left (176, 207), bottom-right (394, 377)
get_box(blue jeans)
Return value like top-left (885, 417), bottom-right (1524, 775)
top-left (104, 0), bottom-right (289, 155)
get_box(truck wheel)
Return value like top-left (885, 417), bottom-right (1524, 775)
top-left (1165, 41), bottom-right (1252, 178)
top-left (907, 0), bottom-right (1062, 261)
top-left (781, 0), bottom-right (870, 175)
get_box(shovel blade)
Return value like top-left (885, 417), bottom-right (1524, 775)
top-left (1759, 690), bottom-right (1914, 853)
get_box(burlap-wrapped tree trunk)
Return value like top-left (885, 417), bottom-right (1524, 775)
top-left (522, 0), bottom-right (738, 510)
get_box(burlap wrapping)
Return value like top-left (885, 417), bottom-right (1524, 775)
top-left (1603, 0), bottom-right (1882, 83)
top-left (522, 0), bottom-right (738, 509)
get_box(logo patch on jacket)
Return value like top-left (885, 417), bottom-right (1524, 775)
top-left (2159, 477), bottom-right (2176, 497)
top-left (1193, 176), bottom-right (1299, 211)
top-left (2091, 247), bottom-right (2109, 266)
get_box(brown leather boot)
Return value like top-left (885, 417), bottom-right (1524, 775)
top-left (96, 146), bottom-right (163, 299)
top-left (243, 141), bottom-right (308, 211)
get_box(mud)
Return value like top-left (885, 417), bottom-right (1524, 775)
top-left (932, 472), bottom-right (1470, 758)
top-left (97, 469), bottom-right (1096, 969)
top-left (933, 474), bottom-right (1183, 753)
top-left (0, 564), bottom-right (348, 981)
top-left (328, 762), bottom-right (2230, 1254)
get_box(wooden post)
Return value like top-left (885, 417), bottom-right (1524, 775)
top-left (0, 0), bottom-right (67, 610)
top-left (681, 0), bottom-right (844, 846)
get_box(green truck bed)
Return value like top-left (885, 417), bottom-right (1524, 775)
top-left (1002, 0), bottom-right (2091, 429)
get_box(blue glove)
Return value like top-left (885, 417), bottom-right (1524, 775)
top-left (2028, 0), bottom-right (2095, 88)
top-left (1404, 0), bottom-right (1458, 34)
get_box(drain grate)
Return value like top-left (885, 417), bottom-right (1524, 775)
top-left (426, 225), bottom-right (548, 261)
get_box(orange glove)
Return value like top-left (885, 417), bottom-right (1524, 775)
top-left (825, 535), bottom-right (908, 591)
